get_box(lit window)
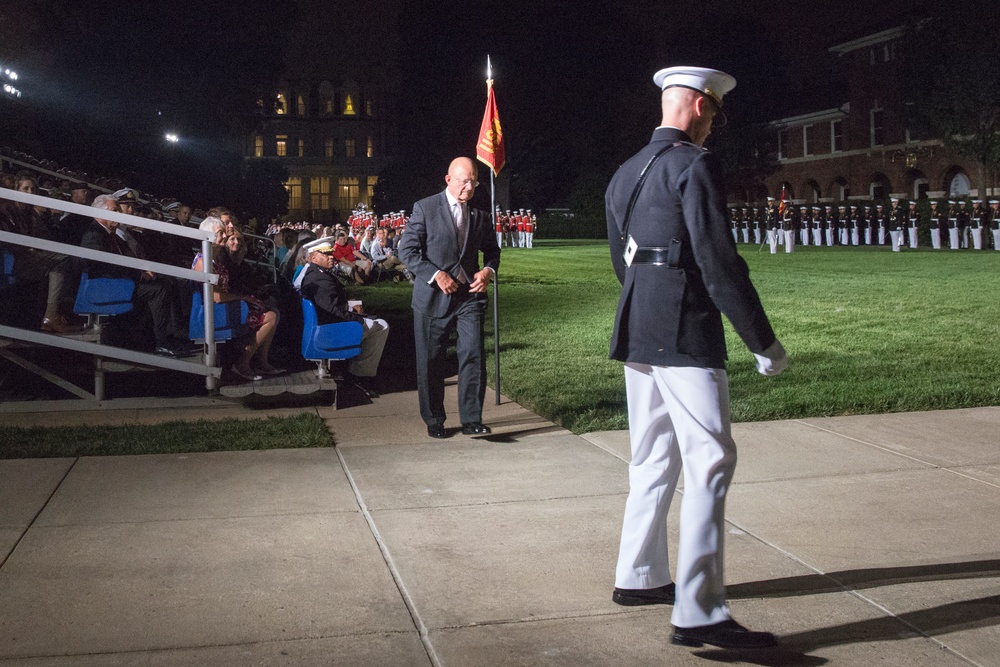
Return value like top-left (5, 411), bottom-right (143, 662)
top-left (344, 94), bottom-right (356, 115)
top-left (276, 93), bottom-right (287, 115)
top-left (297, 94), bottom-right (306, 116)
top-left (297, 138), bottom-right (304, 157)
top-left (325, 137), bottom-right (334, 158)
top-left (338, 177), bottom-right (359, 211)
top-left (285, 177), bottom-right (302, 209)
top-left (831, 120), bottom-right (843, 152)
top-left (777, 130), bottom-right (783, 160)
top-left (367, 175), bottom-right (378, 203)
top-left (254, 135), bottom-right (263, 158)
top-left (276, 135), bottom-right (287, 157)
top-left (311, 176), bottom-right (331, 211)
top-left (365, 99), bottom-right (373, 116)
top-left (346, 138), bottom-right (356, 158)
top-left (366, 136), bottom-right (374, 158)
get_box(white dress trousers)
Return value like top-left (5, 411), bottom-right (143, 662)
top-left (972, 228), bottom-right (983, 250)
top-left (931, 228), bottom-right (941, 249)
top-left (616, 363), bottom-right (736, 628)
top-left (993, 229), bottom-right (1000, 250)
top-left (909, 224), bottom-right (919, 248)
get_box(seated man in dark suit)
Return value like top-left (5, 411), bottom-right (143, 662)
top-left (300, 238), bottom-right (389, 395)
top-left (80, 195), bottom-right (192, 357)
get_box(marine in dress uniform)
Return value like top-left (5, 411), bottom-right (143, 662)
top-left (741, 207), bottom-right (751, 244)
top-left (990, 201), bottom-right (1000, 251)
top-left (838, 205), bottom-right (848, 245)
top-left (824, 205), bottom-right (835, 246)
top-left (606, 66), bottom-right (785, 650)
top-left (811, 206), bottom-right (822, 246)
top-left (766, 198), bottom-right (779, 253)
top-left (754, 204), bottom-right (765, 245)
top-left (908, 201), bottom-right (919, 248)
top-left (782, 205), bottom-right (795, 253)
top-left (799, 206), bottom-right (810, 246)
top-left (525, 211), bottom-right (535, 248)
top-left (958, 200), bottom-right (970, 248)
top-left (948, 201), bottom-right (960, 250)
top-left (495, 206), bottom-right (504, 247)
top-left (730, 207), bottom-right (740, 243)
top-left (889, 198), bottom-right (905, 252)
top-left (971, 201), bottom-right (985, 250)
top-left (930, 201), bottom-right (943, 249)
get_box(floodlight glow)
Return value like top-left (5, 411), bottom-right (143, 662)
top-left (165, 133), bottom-right (179, 143)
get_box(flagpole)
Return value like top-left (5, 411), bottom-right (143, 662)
top-left (487, 56), bottom-right (502, 406)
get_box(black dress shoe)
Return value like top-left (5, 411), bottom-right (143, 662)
top-left (427, 424), bottom-right (447, 439)
top-left (461, 422), bottom-right (491, 435)
top-left (671, 619), bottom-right (778, 649)
top-left (612, 583), bottom-right (675, 606)
top-left (154, 345), bottom-right (183, 358)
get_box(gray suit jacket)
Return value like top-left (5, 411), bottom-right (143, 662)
top-left (399, 190), bottom-right (501, 318)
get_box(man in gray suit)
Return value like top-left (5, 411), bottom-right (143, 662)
top-left (399, 157), bottom-right (501, 438)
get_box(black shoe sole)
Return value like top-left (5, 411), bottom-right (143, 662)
top-left (670, 633), bottom-right (778, 649)
top-left (612, 592), bottom-right (675, 606)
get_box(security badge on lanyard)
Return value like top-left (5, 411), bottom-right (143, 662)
top-left (623, 236), bottom-right (639, 267)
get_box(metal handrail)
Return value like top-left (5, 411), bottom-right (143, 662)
top-left (0, 187), bottom-right (221, 391)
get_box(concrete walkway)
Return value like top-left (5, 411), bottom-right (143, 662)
top-left (1, 389), bottom-right (999, 666)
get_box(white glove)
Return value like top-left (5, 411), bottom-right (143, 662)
top-left (754, 339), bottom-right (788, 376)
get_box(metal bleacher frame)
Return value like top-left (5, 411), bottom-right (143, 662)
top-left (0, 186), bottom-right (222, 406)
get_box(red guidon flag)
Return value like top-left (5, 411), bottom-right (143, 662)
top-left (476, 79), bottom-right (505, 176)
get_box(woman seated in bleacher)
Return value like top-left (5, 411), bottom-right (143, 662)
top-left (0, 173), bottom-right (83, 333)
top-left (192, 218), bottom-right (282, 382)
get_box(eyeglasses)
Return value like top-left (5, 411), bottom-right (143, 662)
top-left (455, 178), bottom-right (479, 187)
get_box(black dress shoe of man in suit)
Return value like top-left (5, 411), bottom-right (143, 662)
top-left (427, 424), bottom-right (448, 439)
top-left (612, 583), bottom-right (675, 606)
top-left (671, 619), bottom-right (778, 649)
top-left (462, 422), bottom-right (491, 435)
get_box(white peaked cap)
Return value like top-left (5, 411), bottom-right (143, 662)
top-left (653, 66), bottom-right (736, 107)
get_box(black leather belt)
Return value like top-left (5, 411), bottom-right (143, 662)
top-left (631, 246), bottom-right (670, 265)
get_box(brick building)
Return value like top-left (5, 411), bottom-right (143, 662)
top-left (244, 0), bottom-right (401, 224)
top-left (754, 25), bottom-right (997, 205)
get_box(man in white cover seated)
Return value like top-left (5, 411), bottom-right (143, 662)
top-left (299, 238), bottom-right (388, 396)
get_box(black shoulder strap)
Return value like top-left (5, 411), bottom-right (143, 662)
top-left (620, 142), bottom-right (684, 242)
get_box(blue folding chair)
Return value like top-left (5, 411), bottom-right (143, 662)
top-left (300, 298), bottom-right (363, 378)
top-left (73, 272), bottom-right (135, 332)
top-left (188, 292), bottom-right (249, 343)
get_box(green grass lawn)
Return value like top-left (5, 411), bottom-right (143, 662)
top-left (4, 239), bottom-right (997, 457)
top-left (483, 240), bottom-right (1000, 432)
top-left (0, 414), bottom-right (332, 458)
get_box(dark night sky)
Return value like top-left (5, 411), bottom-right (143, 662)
top-left (1, 0), bottom-right (932, 208)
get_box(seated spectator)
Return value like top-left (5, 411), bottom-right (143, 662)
top-left (358, 226), bottom-right (376, 256)
top-left (275, 227), bottom-right (297, 266)
top-left (300, 239), bottom-right (388, 396)
top-left (369, 228), bottom-right (412, 281)
top-left (81, 195), bottom-right (191, 356)
top-left (332, 230), bottom-right (372, 284)
top-left (0, 173), bottom-right (83, 333)
top-left (192, 219), bottom-right (282, 381)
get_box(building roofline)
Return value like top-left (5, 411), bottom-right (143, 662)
top-left (769, 105), bottom-right (849, 129)
top-left (829, 26), bottom-right (904, 55)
